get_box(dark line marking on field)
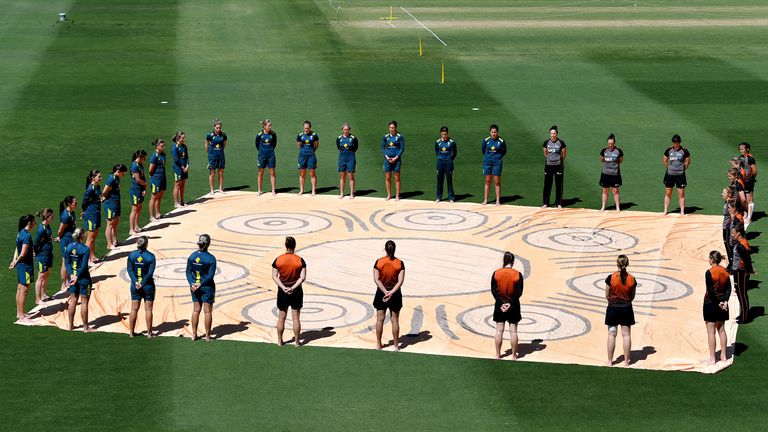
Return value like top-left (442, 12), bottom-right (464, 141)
top-left (369, 209), bottom-right (385, 231)
top-left (485, 216), bottom-right (532, 238)
top-left (339, 209), bottom-right (370, 231)
top-left (473, 216), bottom-right (512, 236)
top-left (409, 305), bottom-right (423, 335)
top-left (435, 305), bottom-right (459, 340)
top-left (313, 210), bottom-right (354, 232)
top-left (355, 313), bottom-right (389, 334)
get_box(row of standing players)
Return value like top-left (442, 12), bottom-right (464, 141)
top-left (8, 120), bottom-right (758, 362)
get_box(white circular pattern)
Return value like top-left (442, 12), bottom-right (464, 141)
top-left (523, 227), bottom-right (638, 253)
top-left (381, 209), bottom-right (488, 232)
top-left (567, 271), bottom-right (693, 303)
top-left (218, 212), bottom-right (332, 236)
top-left (119, 257), bottom-right (248, 287)
top-left (241, 294), bottom-right (373, 329)
top-left (457, 304), bottom-right (591, 341)
top-left (298, 238), bottom-right (529, 297)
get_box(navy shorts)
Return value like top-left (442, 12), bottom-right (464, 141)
top-left (16, 264), bottom-right (34, 285)
top-left (60, 236), bottom-right (73, 255)
top-left (131, 284), bottom-right (156, 302)
top-left (84, 214), bottom-right (101, 231)
top-left (663, 173), bottom-right (687, 189)
top-left (338, 157), bottom-right (356, 173)
top-left (383, 158), bottom-right (402, 173)
top-left (36, 255), bottom-right (53, 273)
top-left (259, 154), bottom-right (276, 169)
top-left (130, 189), bottom-right (145, 205)
top-left (297, 153), bottom-right (317, 170)
top-left (483, 162), bottom-right (502, 176)
top-left (190, 285), bottom-right (215, 304)
top-left (173, 169), bottom-right (188, 182)
top-left (150, 177), bottom-right (167, 194)
top-left (69, 280), bottom-right (92, 297)
top-left (208, 157), bottom-right (225, 170)
top-left (104, 203), bottom-right (121, 220)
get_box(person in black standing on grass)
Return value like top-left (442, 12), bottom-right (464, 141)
top-left (542, 125), bottom-right (566, 208)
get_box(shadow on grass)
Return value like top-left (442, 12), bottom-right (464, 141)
top-left (399, 190), bottom-right (424, 199)
top-left (275, 187), bottom-right (298, 194)
top-left (500, 194), bottom-right (523, 204)
top-left (314, 186), bottom-right (337, 194)
top-left (224, 185), bottom-right (250, 191)
top-left (619, 201), bottom-right (637, 211)
top-left (751, 211), bottom-right (765, 222)
top-left (453, 193), bottom-right (474, 202)
top-left (163, 209), bottom-right (196, 219)
top-left (746, 306), bottom-right (765, 323)
top-left (141, 222), bottom-right (180, 233)
top-left (354, 189), bottom-right (377, 197)
top-left (734, 342), bottom-right (748, 356)
top-left (561, 197), bottom-right (583, 207)
top-left (746, 231), bottom-right (761, 241)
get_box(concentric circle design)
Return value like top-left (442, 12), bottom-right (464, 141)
top-left (218, 212), bottom-right (332, 236)
top-left (457, 304), bottom-right (591, 341)
top-left (381, 209), bottom-right (487, 232)
top-left (242, 294), bottom-right (373, 329)
top-left (567, 271), bottom-right (692, 302)
top-left (523, 227), bottom-right (638, 253)
top-left (298, 238), bottom-right (529, 297)
top-left (119, 257), bottom-right (248, 287)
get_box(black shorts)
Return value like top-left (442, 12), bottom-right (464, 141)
top-left (493, 302), bottom-right (521, 324)
top-left (373, 289), bottom-right (402, 312)
top-left (276, 285), bottom-right (303, 311)
top-left (663, 173), bottom-right (687, 189)
top-left (703, 302), bottom-right (729, 323)
top-left (744, 178), bottom-right (755, 194)
top-left (600, 173), bottom-right (622, 188)
top-left (605, 304), bottom-right (635, 326)
top-left (544, 164), bottom-right (564, 176)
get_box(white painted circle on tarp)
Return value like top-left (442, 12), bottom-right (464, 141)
top-left (218, 212), bottom-right (332, 236)
top-left (523, 227), bottom-right (638, 253)
top-left (242, 294), bottom-right (373, 329)
top-left (119, 257), bottom-right (247, 287)
top-left (457, 304), bottom-right (591, 341)
top-left (567, 271), bottom-right (692, 302)
top-left (381, 209), bottom-right (487, 232)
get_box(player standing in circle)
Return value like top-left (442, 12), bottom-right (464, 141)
top-left (482, 124), bottom-right (506, 206)
top-left (599, 133), bottom-right (623, 212)
top-left (127, 236), bottom-right (156, 338)
top-left (662, 134), bottom-right (691, 216)
top-left (171, 131), bottom-right (189, 208)
top-left (381, 120), bottom-right (405, 201)
top-left (337, 122), bottom-right (358, 199)
top-left (542, 125), bottom-right (566, 208)
top-left (33, 208), bottom-right (55, 304)
top-left (129, 150), bottom-right (148, 236)
top-left (373, 240), bottom-right (405, 350)
top-left (731, 225), bottom-right (753, 324)
top-left (205, 119), bottom-right (227, 194)
top-left (435, 126), bottom-right (457, 203)
top-left (148, 138), bottom-right (167, 221)
top-left (738, 142), bottom-right (757, 227)
top-left (491, 251), bottom-right (523, 360)
top-left (64, 228), bottom-right (93, 332)
top-left (272, 236), bottom-right (307, 346)
top-left (605, 254), bottom-right (637, 366)
top-left (56, 196), bottom-right (77, 293)
top-left (703, 250), bottom-right (731, 365)
top-left (296, 120), bottom-right (319, 196)
top-left (9, 214), bottom-right (36, 322)
top-left (186, 234), bottom-right (216, 341)
top-left (255, 119), bottom-right (278, 196)
top-left (82, 170), bottom-right (102, 265)
top-left (102, 164), bottom-right (127, 250)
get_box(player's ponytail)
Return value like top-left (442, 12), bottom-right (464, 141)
top-left (113, 163), bottom-right (127, 174)
top-left (85, 169), bottom-right (100, 188)
top-left (172, 131), bottom-right (185, 143)
top-left (607, 133), bottom-right (615, 142)
top-left (73, 227), bottom-right (85, 242)
top-left (617, 255), bottom-right (629, 284)
top-left (503, 251), bottom-right (515, 268)
top-left (385, 240), bottom-right (396, 258)
top-left (709, 250), bottom-right (723, 265)
top-left (18, 214), bottom-right (35, 232)
top-left (36, 208), bottom-right (54, 221)
top-left (132, 149), bottom-right (147, 162)
top-left (59, 195), bottom-right (75, 215)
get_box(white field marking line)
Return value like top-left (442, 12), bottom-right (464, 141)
top-left (387, 19), bottom-right (396, 28)
top-left (400, 6), bottom-right (447, 46)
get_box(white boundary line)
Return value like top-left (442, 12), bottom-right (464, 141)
top-left (400, 6), bottom-right (447, 46)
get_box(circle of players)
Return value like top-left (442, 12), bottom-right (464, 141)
top-left (9, 119), bottom-right (757, 366)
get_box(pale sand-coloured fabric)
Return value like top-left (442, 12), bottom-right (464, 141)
top-left (24, 192), bottom-right (738, 373)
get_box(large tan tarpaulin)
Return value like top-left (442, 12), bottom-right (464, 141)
top-left (23, 192), bottom-right (739, 373)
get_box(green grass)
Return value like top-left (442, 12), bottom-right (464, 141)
top-left (1, 0), bottom-right (767, 430)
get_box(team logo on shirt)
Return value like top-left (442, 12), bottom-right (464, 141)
top-left (71, 249), bottom-right (77, 255)
top-left (343, 143), bottom-right (348, 148)
top-left (389, 142), bottom-right (395, 147)
top-left (305, 140), bottom-right (310, 144)
top-left (264, 139), bottom-right (269, 144)
top-left (137, 256), bottom-right (143, 263)
top-left (490, 146), bottom-right (496, 151)
top-left (195, 257), bottom-right (201, 263)
top-left (215, 144), bottom-right (220, 149)
top-left (441, 146), bottom-right (447, 152)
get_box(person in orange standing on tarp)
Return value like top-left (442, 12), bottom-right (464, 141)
top-left (373, 240), bottom-right (405, 351)
top-left (703, 250), bottom-right (731, 365)
top-left (272, 236), bottom-right (307, 347)
top-left (491, 251), bottom-right (524, 360)
top-left (605, 254), bottom-right (637, 366)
